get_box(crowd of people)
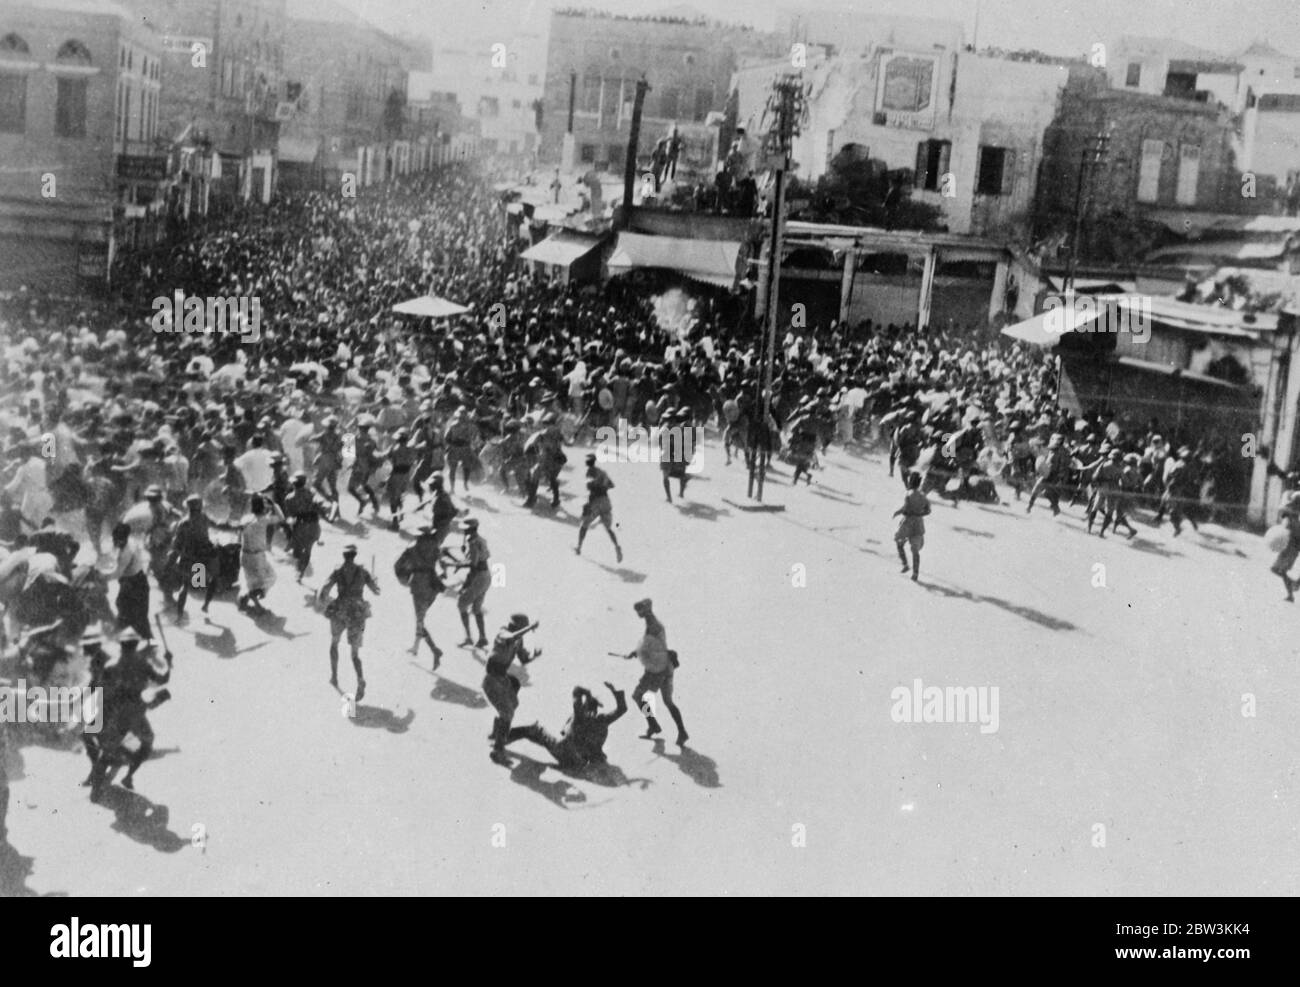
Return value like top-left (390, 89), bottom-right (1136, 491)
top-left (0, 159), bottom-right (1290, 824)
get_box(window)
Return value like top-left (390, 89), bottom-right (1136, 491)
top-left (608, 143), bottom-right (624, 167)
top-left (693, 85), bottom-right (713, 122)
top-left (1125, 62), bottom-right (1141, 86)
top-left (478, 96), bottom-right (499, 117)
top-left (511, 99), bottom-right (521, 109)
top-left (914, 138), bottom-right (951, 191)
top-left (1137, 138), bottom-right (1163, 202)
top-left (976, 146), bottom-right (1009, 195)
top-left (0, 74), bottom-right (25, 132)
top-left (527, 73), bottom-right (538, 86)
top-left (657, 88), bottom-right (679, 119)
top-left (56, 78), bottom-right (87, 137)
top-left (1176, 143), bottom-right (1200, 205)
top-left (582, 74), bottom-right (601, 112)
top-left (580, 143), bottom-right (596, 163)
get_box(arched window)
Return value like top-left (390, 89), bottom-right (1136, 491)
top-left (54, 41), bottom-right (92, 137)
top-left (0, 34), bottom-right (30, 133)
top-left (0, 33), bottom-right (31, 56)
top-left (57, 40), bottom-right (92, 65)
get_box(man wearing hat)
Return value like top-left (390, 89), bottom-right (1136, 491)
top-left (318, 545), bottom-right (380, 701)
top-left (504, 681), bottom-right (627, 771)
top-left (283, 471), bottom-right (329, 580)
top-left (86, 627), bottom-right (172, 800)
top-left (384, 428), bottom-right (418, 529)
top-left (522, 415), bottom-right (565, 509)
top-left (483, 613), bottom-right (540, 763)
top-left (1026, 433), bottom-right (1069, 516)
top-left (312, 417), bottom-right (344, 514)
top-left (395, 525), bottom-right (448, 665)
top-left (623, 599), bottom-right (688, 745)
top-left (1161, 445), bottom-right (1202, 537)
top-left (170, 494), bottom-right (217, 618)
top-left (108, 521), bottom-right (152, 642)
top-left (576, 453), bottom-right (622, 562)
top-left (443, 407), bottom-right (478, 495)
top-left (450, 517), bottom-right (491, 647)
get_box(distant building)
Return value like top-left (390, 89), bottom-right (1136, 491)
top-left (123, 0), bottom-right (287, 213)
top-left (278, 0), bottom-right (429, 192)
top-left (731, 14), bottom-right (1069, 243)
top-left (0, 0), bottom-right (165, 290)
top-left (539, 8), bottom-right (782, 176)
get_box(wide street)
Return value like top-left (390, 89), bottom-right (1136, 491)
top-left (3, 435), bottom-right (1296, 895)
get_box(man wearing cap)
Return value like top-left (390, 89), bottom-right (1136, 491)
top-left (108, 521), bottom-right (152, 641)
top-left (1162, 445), bottom-right (1202, 537)
top-left (312, 417), bottom-right (344, 515)
top-left (576, 453), bottom-right (622, 562)
top-left (483, 613), bottom-right (540, 762)
top-left (318, 545), bottom-right (380, 701)
top-left (396, 525), bottom-right (448, 665)
top-left (505, 681), bottom-right (627, 771)
top-left (452, 518), bottom-right (491, 647)
top-left (522, 414), bottom-right (565, 509)
top-left (347, 422), bottom-right (382, 517)
top-left (444, 407), bottom-right (478, 494)
top-left (1026, 433), bottom-right (1069, 516)
top-left (86, 627), bottom-right (172, 800)
top-left (170, 494), bottom-right (217, 618)
top-left (384, 428), bottom-right (417, 529)
top-left (623, 599), bottom-right (688, 745)
top-left (283, 471), bottom-right (328, 581)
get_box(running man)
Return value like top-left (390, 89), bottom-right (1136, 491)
top-left (575, 453), bottom-right (622, 562)
top-left (893, 471), bottom-right (930, 582)
top-left (623, 598), bottom-right (687, 746)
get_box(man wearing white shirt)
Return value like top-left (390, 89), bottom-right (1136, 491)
top-left (235, 435), bottom-right (275, 493)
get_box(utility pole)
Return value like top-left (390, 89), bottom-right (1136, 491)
top-left (621, 78), bottom-right (649, 229)
top-left (748, 75), bottom-right (805, 503)
top-left (1064, 133), bottom-right (1109, 292)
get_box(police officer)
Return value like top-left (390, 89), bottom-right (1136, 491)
top-left (576, 453), bottom-right (622, 562)
top-left (170, 493), bottom-right (217, 618)
top-left (398, 524), bottom-right (448, 665)
top-left (505, 682), bottom-right (627, 771)
top-left (453, 517), bottom-right (491, 647)
top-left (283, 471), bottom-right (328, 581)
top-left (483, 613), bottom-right (539, 763)
top-left (318, 544), bottom-right (380, 701)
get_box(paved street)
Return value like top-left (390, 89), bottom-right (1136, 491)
top-left (4, 436), bottom-right (1295, 896)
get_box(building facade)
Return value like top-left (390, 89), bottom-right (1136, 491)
top-left (277, 0), bottom-right (428, 192)
top-left (0, 0), bottom-right (166, 290)
top-left (540, 9), bottom-right (781, 177)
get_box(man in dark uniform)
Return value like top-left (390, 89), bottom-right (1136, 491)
top-left (523, 413), bottom-right (565, 509)
top-left (86, 627), bottom-right (173, 801)
top-left (426, 474), bottom-right (458, 549)
top-left (317, 544), bottom-right (380, 701)
top-left (396, 524), bottom-right (448, 665)
top-left (283, 471), bottom-right (328, 580)
top-left (170, 494), bottom-right (217, 618)
top-left (385, 428), bottom-right (417, 530)
top-left (505, 681), bottom-right (627, 771)
top-left (576, 453), bottom-right (622, 562)
top-left (483, 613), bottom-right (540, 763)
top-left (452, 517), bottom-right (491, 647)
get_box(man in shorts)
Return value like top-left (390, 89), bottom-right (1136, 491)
top-left (575, 453), bottom-right (622, 562)
top-left (623, 598), bottom-right (687, 746)
top-left (318, 544), bottom-right (380, 701)
top-left (893, 471), bottom-right (930, 582)
top-left (452, 517), bottom-right (491, 647)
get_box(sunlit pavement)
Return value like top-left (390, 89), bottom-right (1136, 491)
top-left (4, 436), bottom-right (1296, 895)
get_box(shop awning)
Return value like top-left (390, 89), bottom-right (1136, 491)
top-left (1114, 356), bottom-right (1247, 389)
top-left (278, 137), bottom-right (320, 163)
top-left (520, 230), bottom-right (603, 268)
top-left (1000, 303), bottom-right (1104, 347)
top-left (607, 232), bottom-right (741, 288)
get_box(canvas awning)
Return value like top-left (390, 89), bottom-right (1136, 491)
top-left (1114, 356), bottom-right (1247, 389)
top-left (520, 231), bottom-right (603, 268)
top-left (392, 295), bottom-right (470, 318)
top-left (607, 232), bottom-right (741, 288)
top-left (1000, 303), bottom-right (1104, 347)
top-left (278, 137), bottom-right (320, 163)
